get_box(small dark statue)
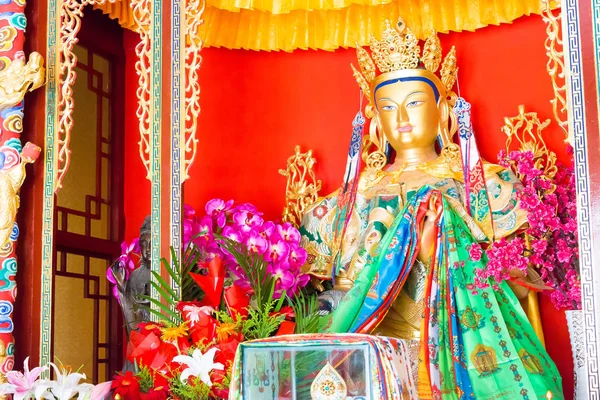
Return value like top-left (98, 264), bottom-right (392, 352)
top-left (111, 216), bottom-right (151, 336)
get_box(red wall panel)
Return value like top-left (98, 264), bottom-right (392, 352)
top-left (123, 14), bottom-right (574, 397)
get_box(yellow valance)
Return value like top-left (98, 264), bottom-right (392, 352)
top-left (94, 0), bottom-right (554, 52)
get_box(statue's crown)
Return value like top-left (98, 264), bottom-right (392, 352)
top-left (352, 18), bottom-right (458, 102)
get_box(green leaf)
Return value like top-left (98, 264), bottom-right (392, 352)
top-left (139, 295), bottom-right (182, 323)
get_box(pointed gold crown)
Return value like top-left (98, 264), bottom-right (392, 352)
top-left (352, 18), bottom-right (458, 107)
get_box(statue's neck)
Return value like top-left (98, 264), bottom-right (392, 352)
top-left (387, 146), bottom-right (439, 171)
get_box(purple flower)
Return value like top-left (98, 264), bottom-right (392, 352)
top-left (289, 245), bottom-right (308, 267)
top-left (277, 223), bottom-right (301, 244)
top-left (184, 204), bottom-right (196, 219)
top-left (194, 216), bottom-right (214, 244)
top-left (206, 199), bottom-right (233, 215)
top-left (246, 231), bottom-right (268, 254)
top-left (234, 203), bottom-right (261, 214)
top-left (118, 238), bottom-right (140, 272)
top-left (267, 240), bottom-right (290, 263)
top-left (259, 221), bottom-right (277, 240)
top-left (233, 210), bottom-right (264, 233)
top-left (272, 263), bottom-right (295, 297)
top-left (289, 273), bottom-right (310, 295)
top-left (222, 226), bottom-right (242, 242)
top-left (183, 219), bottom-right (195, 245)
top-left (206, 199), bottom-right (233, 228)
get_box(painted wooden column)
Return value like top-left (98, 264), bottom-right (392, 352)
top-left (563, 0), bottom-right (600, 397)
top-left (0, 0), bottom-right (44, 379)
top-left (148, 0), bottom-right (184, 303)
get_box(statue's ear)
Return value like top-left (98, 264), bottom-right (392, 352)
top-left (436, 96), bottom-right (452, 148)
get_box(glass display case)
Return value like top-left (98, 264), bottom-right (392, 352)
top-left (229, 334), bottom-right (417, 400)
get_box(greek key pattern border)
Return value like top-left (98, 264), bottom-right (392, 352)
top-left (171, 0), bottom-right (183, 297)
top-left (588, 0), bottom-right (600, 393)
top-left (149, 0), bottom-right (162, 302)
top-left (563, 0), bottom-right (599, 396)
top-left (40, 0), bottom-right (59, 369)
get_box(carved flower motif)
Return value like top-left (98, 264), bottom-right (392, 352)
top-left (0, 26), bottom-right (17, 52)
top-left (0, 146), bottom-right (19, 171)
top-left (3, 112), bottom-right (22, 133)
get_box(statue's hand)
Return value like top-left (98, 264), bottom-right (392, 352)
top-left (317, 290), bottom-right (346, 316)
top-left (418, 194), bottom-right (442, 262)
top-left (111, 261), bottom-right (127, 291)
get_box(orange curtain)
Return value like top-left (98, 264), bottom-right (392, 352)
top-left (95, 0), bottom-right (559, 52)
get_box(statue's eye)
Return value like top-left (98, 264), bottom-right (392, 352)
top-left (381, 105), bottom-right (397, 111)
top-left (406, 100), bottom-right (422, 108)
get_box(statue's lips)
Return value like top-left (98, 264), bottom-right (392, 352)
top-left (397, 125), bottom-right (413, 133)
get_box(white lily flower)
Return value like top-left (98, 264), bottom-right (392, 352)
top-left (0, 382), bottom-right (16, 397)
top-left (46, 363), bottom-right (88, 400)
top-left (33, 380), bottom-right (54, 400)
top-left (76, 383), bottom-right (94, 400)
top-left (173, 348), bottom-right (224, 387)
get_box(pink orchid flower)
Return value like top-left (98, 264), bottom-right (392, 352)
top-left (206, 199), bottom-right (234, 228)
top-left (289, 245), bottom-right (308, 267)
top-left (267, 240), bottom-right (290, 263)
top-left (184, 204), bottom-right (196, 219)
top-left (222, 226), bottom-right (242, 242)
top-left (246, 231), bottom-right (268, 254)
top-left (233, 211), bottom-right (264, 233)
top-left (118, 238), bottom-right (140, 272)
top-left (277, 222), bottom-right (301, 244)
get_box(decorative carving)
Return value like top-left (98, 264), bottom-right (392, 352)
top-left (279, 145), bottom-right (322, 227)
top-left (182, 0), bottom-right (204, 181)
top-left (0, 53), bottom-right (45, 111)
top-left (131, 0), bottom-right (152, 179)
top-left (55, 0), bottom-right (118, 192)
top-left (310, 362), bottom-right (347, 400)
top-left (541, 0), bottom-right (569, 144)
top-left (0, 143), bottom-right (41, 248)
top-left (502, 105), bottom-right (557, 181)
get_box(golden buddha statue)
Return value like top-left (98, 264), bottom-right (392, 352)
top-left (299, 19), bottom-right (563, 399)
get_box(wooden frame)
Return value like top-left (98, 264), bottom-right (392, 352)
top-left (37, 0), bottom-right (203, 368)
top-left (563, 0), bottom-right (600, 395)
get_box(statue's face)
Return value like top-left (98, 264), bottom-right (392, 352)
top-left (139, 232), bottom-right (151, 263)
top-left (374, 79), bottom-right (440, 151)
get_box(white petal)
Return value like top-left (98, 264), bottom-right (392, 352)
top-left (199, 370), bottom-right (213, 387)
top-left (201, 348), bottom-right (218, 362)
top-left (213, 362), bottom-right (224, 371)
top-left (173, 355), bottom-right (193, 367)
top-left (179, 368), bottom-right (193, 384)
top-left (191, 348), bottom-right (204, 361)
top-left (0, 383), bottom-right (16, 395)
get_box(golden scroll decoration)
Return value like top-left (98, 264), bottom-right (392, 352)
top-left (0, 53), bottom-right (45, 111)
top-left (502, 104), bottom-right (557, 182)
top-left (0, 54), bottom-right (45, 248)
top-left (541, 0), bottom-right (569, 145)
top-left (279, 145), bottom-right (322, 227)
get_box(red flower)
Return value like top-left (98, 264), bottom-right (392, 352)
top-left (215, 335), bottom-right (241, 367)
top-left (140, 375), bottom-right (169, 400)
top-left (112, 371), bottom-right (141, 400)
top-left (274, 306), bottom-right (295, 320)
top-left (224, 283), bottom-right (250, 319)
top-left (137, 322), bottom-right (164, 337)
top-left (127, 331), bottom-right (178, 375)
